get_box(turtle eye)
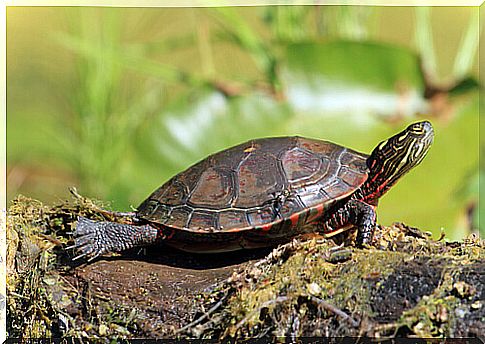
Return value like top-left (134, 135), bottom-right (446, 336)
top-left (407, 121), bottom-right (434, 138)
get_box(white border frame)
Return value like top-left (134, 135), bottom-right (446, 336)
top-left (2, 2), bottom-right (482, 342)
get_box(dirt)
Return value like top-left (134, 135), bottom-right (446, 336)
top-left (62, 246), bottom-right (270, 336)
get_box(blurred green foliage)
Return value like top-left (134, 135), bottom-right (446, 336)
top-left (7, 6), bottom-right (481, 239)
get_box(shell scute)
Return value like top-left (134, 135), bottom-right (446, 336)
top-left (137, 199), bottom-right (171, 224)
top-left (188, 167), bottom-right (235, 208)
top-left (169, 207), bottom-right (192, 228)
top-left (278, 196), bottom-right (305, 218)
top-left (157, 180), bottom-right (188, 205)
top-left (247, 205), bottom-right (276, 226)
top-left (219, 210), bottom-right (249, 229)
top-left (234, 152), bottom-right (282, 208)
top-left (340, 149), bottom-right (368, 174)
top-left (339, 166), bottom-right (368, 187)
top-left (281, 147), bottom-right (322, 183)
top-left (189, 211), bottom-right (216, 231)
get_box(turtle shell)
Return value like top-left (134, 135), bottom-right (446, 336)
top-left (137, 136), bottom-right (369, 238)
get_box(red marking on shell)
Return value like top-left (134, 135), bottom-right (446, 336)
top-left (290, 213), bottom-right (300, 226)
top-left (316, 203), bottom-right (325, 214)
top-left (260, 223), bottom-right (272, 232)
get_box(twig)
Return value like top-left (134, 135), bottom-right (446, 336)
top-left (68, 187), bottom-right (85, 201)
top-left (10, 291), bottom-right (30, 299)
top-left (38, 233), bottom-right (63, 246)
top-left (254, 238), bottom-right (302, 268)
top-left (175, 291), bottom-right (230, 334)
top-left (307, 295), bottom-right (359, 327)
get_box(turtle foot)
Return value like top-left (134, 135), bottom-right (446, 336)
top-left (70, 216), bottom-right (158, 261)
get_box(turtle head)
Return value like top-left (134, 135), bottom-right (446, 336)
top-left (363, 121), bottom-right (434, 203)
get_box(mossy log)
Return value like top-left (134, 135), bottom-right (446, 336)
top-left (5, 193), bottom-right (485, 339)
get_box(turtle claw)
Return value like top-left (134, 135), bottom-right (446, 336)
top-left (71, 241), bottom-right (99, 261)
top-left (87, 252), bottom-right (101, 263)
top-left (71, 237), bottom-right (109, 261)
top-left (74, 217), bottom-right (97, 235)
top-left (72, 251), bottom-right (88, 261)
top-left (64, 243), bottom-right (78, 250)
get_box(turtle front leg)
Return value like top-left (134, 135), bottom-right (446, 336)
top-left (349, 200), bottom-right (377, 246)
top-left (70, 217), bottom-right (159, 261)
top-left (322, 199), bottom-right (376, 247)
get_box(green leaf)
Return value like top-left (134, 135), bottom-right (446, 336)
top-left (282, 41), bottom-right (426, 119)
top-left (286, 41), bottom-right (425, 91)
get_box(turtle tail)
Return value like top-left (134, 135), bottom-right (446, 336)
top-left (69, 216), bottom-right (159, 261)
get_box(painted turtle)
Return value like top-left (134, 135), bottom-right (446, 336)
top-left (72, 121), bottom-right (433, 261)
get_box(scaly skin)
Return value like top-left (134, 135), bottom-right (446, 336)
top-left (73, 217), bottom-right (158, 261)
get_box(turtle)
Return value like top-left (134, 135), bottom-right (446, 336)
top-left (71, 121), bottom-right (434, 261)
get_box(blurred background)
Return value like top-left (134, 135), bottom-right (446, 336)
top-left (7, 6), bottom-right (481, 240)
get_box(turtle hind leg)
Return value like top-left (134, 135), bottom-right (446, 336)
top-left (70, 216), bottom-right (159, 261)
